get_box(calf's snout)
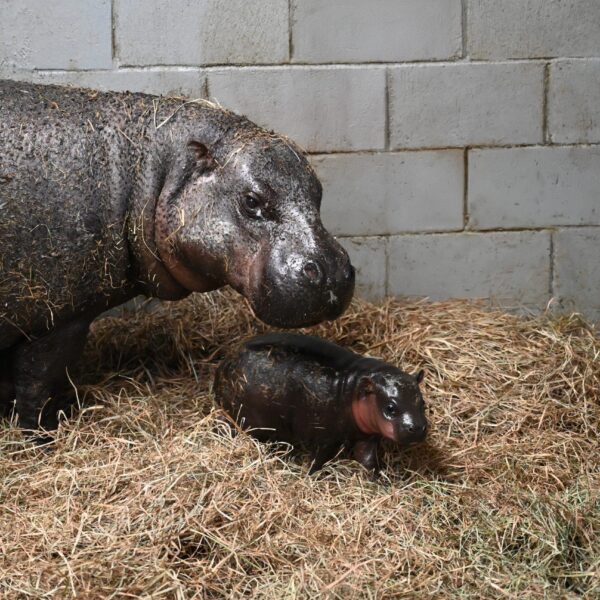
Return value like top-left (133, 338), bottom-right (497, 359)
top-left (396, 413), bottom-right (428, 444)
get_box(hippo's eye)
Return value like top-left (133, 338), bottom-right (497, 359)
top-left (242, 192), bottom-right (265, 219)
top-left (384, 402), bottom-right (398, 418)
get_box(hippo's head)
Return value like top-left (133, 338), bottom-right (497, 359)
top-left (352, 367), bottom-right (427, 445)
top-left (153, 128), bottom-right (355, 328)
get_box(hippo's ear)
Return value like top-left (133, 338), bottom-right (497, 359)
top-left (357, 376), bottom-right (376, 400)
top-left (414, 369), bottom-right (425, 385)
top-left (188, 140), bottom-right (216, 174)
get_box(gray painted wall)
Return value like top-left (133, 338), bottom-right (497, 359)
top-left (1, 0), bottom-right (599, 320)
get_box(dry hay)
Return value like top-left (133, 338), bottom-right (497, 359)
top-left (0, 290), bottom-right (598, 599)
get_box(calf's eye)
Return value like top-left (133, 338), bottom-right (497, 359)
top-left (384, 402), bottom-right (397, 417)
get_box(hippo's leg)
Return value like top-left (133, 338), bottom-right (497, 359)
top-left (0, 348), bottom-right (15, 418)
top-left (352, 438), bottom-right (381, 474)
top-left (308, 444), bottom-right (339, 474)
top-left (11, 318), bottom-right (91, 432)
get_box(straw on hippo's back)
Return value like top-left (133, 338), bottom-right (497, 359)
top-left (0, 80), bottom-right (355, 431)
top-left (214, 333), bottom-right (427, 474)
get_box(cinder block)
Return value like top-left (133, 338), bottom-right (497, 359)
top-left (468, 0), bottom-right (600, 59)
top-left (549, 59), bottom-right (600, 144)
top-left (340, 237), bottom-right (387, 302)
top-left (313, 151), bottom-right (463, 236)
top-left (469, 147), bottom-right (600, 229)
top-left (389, 63), bottom-right (543, 149)
top-left (292, 0), bottom-right (461, 62)
top-left (116, 0), bottom-right (288, 66)
top-left (208, 67), bottom-right (386, 152)
top-left (388, 231), bottom-right (551, 306)
top-left (25, 69), bottom-right (207, 99)
top-left (0, 0), bottom-right (112, 70)
top-left (554, 227), bottom-right (600, 322)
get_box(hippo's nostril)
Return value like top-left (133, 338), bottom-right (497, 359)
top-left (408, 422), bottom-right (426, 435)
top-left (302, 261), bottom-right (323, 284)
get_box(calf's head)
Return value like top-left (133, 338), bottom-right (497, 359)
top-left (352, 367), bottom-right (428, 445)
top-left (154, 132), bottom-right (355, 327)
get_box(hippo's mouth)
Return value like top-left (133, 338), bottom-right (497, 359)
top-left (393, 421), bottom-right (428, 446)
top-left (225, 245), bottom-right (264, 302)
top-left (233, 244), bottom-right (355, 328)
top-left (249, 281), bottom-right (353, 328)
top-left (230, 271), bottom-right (351, 329)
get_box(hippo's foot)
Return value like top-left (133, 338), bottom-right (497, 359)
top-left (10, 317), bottom-right (91, 434)
top-left (0, 348), bottom-right (15, 419)
top-left (308, 444), bottom-right (339, 474)
top-left (352, 438), bottom-right (382, 476)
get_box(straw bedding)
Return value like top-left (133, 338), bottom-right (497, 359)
top-left (0, 290), bottom-right (598, 598)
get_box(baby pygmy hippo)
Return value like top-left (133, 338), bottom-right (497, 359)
top-left (214, 333), bottom-right (427, 474)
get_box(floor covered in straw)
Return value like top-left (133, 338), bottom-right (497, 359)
top-left (1, 290), bottom-right (598, 598)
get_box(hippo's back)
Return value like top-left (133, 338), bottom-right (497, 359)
top-left (214, 334), bottom-right (364, 443)
top-left (0, 81), bottom-right (149, 346)
top-left (244, 333), bottom-right (362, 371)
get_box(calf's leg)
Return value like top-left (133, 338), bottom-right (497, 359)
top-left (352, 438), bottom-right (381, 474)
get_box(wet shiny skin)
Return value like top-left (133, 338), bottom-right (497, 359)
top-left (156, 137), bottom-right (355, 328)
top-left (0, 80), bottom-right (354, 430)
top-left (215, 333), bottom-right (428, 473)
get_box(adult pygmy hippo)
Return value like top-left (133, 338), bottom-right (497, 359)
top-left (214, 333), bottom-right (427, 474)
top-left (0, 80), bottom-right (355, 431)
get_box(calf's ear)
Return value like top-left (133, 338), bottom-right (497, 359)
top-left (357, 376), bottom-right (376, 400)
top-left (415, 369), bottom-right (425, 385)
top-left (188, 141), bottom-right (216, 174)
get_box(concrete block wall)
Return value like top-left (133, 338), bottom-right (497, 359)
top-left (1, 0), bottom-right (599, 321)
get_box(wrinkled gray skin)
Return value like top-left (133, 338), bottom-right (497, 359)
top-left (0, 80), bottom-right (355, 431)
top-left (214, 333), bottom-right (427, 474)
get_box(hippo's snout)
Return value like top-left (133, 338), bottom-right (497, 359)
top-left (299, 252), bottom-right (356, 321)
top-left (302, 258), bottom-right (355, 288)
top-left (395, 413), bottom-right (428, 445)
top-left (250, 238), bottom-right (355, 328)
